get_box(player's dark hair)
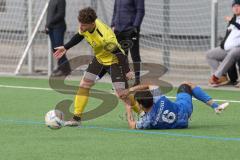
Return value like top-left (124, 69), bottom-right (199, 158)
top-left (134, 90), bottom-right (153, 109)
top-left (78, 7), bottom-right (97, 24)
top-left (232, 0), bottom-right (240, 6)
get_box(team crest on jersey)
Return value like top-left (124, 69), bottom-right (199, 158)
top-left (91, 41), bottom-right (97, 47)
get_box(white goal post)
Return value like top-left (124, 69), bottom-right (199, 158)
top-left (15, 0), bottom-right (50, 75)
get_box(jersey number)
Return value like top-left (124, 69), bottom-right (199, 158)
top-left (162, 110), bottom-right (176, 124)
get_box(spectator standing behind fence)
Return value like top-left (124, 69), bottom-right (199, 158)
top-left (111, 0), bottom-right (145, 86)
top-left (45, 0), bottom-right (71, 76)
top-left (206, 0), bottom-right (240, 87)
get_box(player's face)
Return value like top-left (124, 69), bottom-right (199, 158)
top-left (79, 22), bottom-right (95, 32)
top-left (232, 4), bottom-right (240, 15)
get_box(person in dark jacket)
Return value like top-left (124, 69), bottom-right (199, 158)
top-left (111, 0), bottom-right (145, 86)
top-left (45, 0), bottom-right (71, 76)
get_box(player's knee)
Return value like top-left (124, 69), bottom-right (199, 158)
top-left (177, 83), bottom-right (192, 95)
top-left (80, 78), bottom-right (94, 88)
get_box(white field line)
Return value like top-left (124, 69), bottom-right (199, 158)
top-left (0, 84), bottom-right (240, 103)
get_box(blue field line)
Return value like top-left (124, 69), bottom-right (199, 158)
top-left (0, 118), bottom-right (45, 125)
top-left (81, 125), bottom-right (240, 142)
top-left (0, 118), bottom-right (240, 142)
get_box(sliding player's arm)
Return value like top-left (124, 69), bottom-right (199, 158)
top-left (125, 103), bottom-right (151, 130)
top-left (125, 104), bottom-right (137, 129)
top-left (120, 84), bottom-right (158, 99)
top-left (54, 33), bottom-right (84, 59)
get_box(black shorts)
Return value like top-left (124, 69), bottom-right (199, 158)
top-left (86, 57), bottom-right (128, 88)
top-left (177, 84), bottom-right (192, 95)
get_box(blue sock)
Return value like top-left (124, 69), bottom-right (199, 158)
top-left (211, 102), bottom-right (219, 109)
top-left (192, 86), bottom-right (219, 109)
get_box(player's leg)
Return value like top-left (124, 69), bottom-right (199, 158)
top-left (74, 58), bottom-right (104, 117)
top-left (108, 63), bottom-right (142, 114)
top-left (176, 83), bottom-right (193, 116)
top-left (65, 58), bottom-right (103, 126)
top-left (174, 84), bottom-right (193, 128)
top-left (183, 82), bottom-right (229, 113)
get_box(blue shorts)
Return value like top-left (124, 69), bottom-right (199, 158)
top-left (175, 93), bottom-right (193, 118)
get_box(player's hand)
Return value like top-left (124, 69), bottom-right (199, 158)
top-left (126, 71), bottom-right (134, 80)
top-left (118, 89), bottom-right (130, 99)
top-left (54, 46), bottom-right (67, 59)
top-left (224, 16), bottom-right (232, 22)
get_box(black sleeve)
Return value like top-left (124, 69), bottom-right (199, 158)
top-left (64, 33), bottom-right (84, 50)
top-left (229, 19), bottom-right (240, 30)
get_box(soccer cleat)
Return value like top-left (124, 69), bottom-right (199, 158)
top-left (209, 75), bottom-right (229, 87)
top-left (64, 116), bottom-right (81, 127)
top-left (214, 102), bottom-right (229, 114)
top-left (64, 120), bottom-right (81, 127)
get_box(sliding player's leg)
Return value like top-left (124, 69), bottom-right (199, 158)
top-left (182, 82), bottom-right (229, 113)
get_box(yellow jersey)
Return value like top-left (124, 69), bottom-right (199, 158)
top-left (79, 19), bottom-right (124, 65)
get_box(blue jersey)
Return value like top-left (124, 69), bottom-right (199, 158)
top-left (136, 93), bottom-right (193, 129)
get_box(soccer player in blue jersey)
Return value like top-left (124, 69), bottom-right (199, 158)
top-left (120, 82), bottom-right (229, 129)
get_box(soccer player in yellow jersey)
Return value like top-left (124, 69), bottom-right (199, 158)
top-left (54, 7), bottom-right (140, 126)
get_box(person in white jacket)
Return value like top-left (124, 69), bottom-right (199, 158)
top-left (206, 0), bottom-right (240, 87)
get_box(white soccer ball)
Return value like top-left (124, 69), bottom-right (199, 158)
top-left (45, 110), bottom-right (64, 129)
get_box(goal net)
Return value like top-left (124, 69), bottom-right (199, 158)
top-left (0, 0), bottom-right (92, 75)
top-left (98, 0), bottom-right (233, 85)
top-left (0, 0), bottom-right (233, 85)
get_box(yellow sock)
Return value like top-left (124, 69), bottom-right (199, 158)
top-left (129, 94), bottom-right (142, 114)
top-left (74, 87), bottom-right (89, 117)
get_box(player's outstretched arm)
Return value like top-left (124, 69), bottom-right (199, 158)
top-left (53, 33), bottom-right (84, 59)
top-left (119, 84), bottom-right (157, 99)
top-left (118, 84), bottom-right (150, 99)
